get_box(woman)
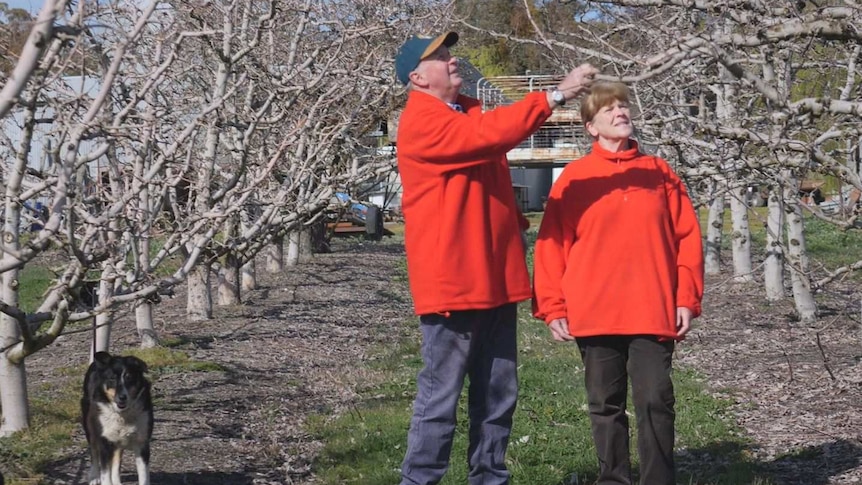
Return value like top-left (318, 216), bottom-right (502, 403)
top-left (532, 82), bottom-right (704, 485)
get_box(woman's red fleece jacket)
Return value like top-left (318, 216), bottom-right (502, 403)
top-left (532, 141), bottom-right (704, 339)
top-left (397, 90), bottom-right (552, 315)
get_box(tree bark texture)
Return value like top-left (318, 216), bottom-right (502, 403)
top-left (764, 186), bottom-right (785, 301)
top-left (704, 182), bottom-right (726, 275)
top-left (730, 185), bottom-right (754, 283)
top-left (218, 253), bottom-right (241, 306)
top-left (286, 231), bottom-right (300, 267)
top-left (242, 259), bottom-right (257, 291)
top-left (783, 177), bottom-right (817, 323)
top-left (136, 301), bottom-right (159, 349)
top-left (187, 265), bottom-right (213, 321)
top-left (299, 227), bottom-right (313, 263)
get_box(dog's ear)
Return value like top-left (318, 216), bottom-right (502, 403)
top-left (124, 356), bottom-right (149, 375)
top-left (93, 351), bottom-right (112, 366)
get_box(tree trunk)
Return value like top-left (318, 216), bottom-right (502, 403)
top-left (0, 351), bottom-right (29, 436)
top-left (134, 166), bottom-right (158, 348)
top-left (0, 271), bottom-right (29, 435)
top-left (187, 264), bottom-right (212, 321)
top-left (218, 215), bottom-right (241, 305)
top-left (764, 185), bottom-right (785, 301)
top-left (240, 210), bottom-right (258, 295)
top-left (134, 232), bottom-right (158, 348)
top-left (93, 272), bottom-right (114, 355)
top-left (730, 185), bottom-right (753, 283)
top-left (242, 258), bottom-right (256, 291)
top-left (712, 41), bottom-right (738, 278)
top-left (188, 54), bottom-right (226, 321)
top-left (286, 230), bottom-right (300, 266)
top-left (783, 175), bottom-right (817, 323)
top-left (298, 227), bottom-right (313, 263)
top-left (136, 301), bottom-right (159, 348)
top-left (266, 235), bottom-right (284, 273)
top-left (0, 149), bottom-right (30, 433)
top-left (218, 253), bottom-right (241, 306)
top-left (704, 181), bottom-right (725, 275)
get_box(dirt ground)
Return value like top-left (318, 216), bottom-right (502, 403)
top-left (23, 237), bottom-right (862, 485)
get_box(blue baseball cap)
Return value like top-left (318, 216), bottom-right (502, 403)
top-left (395, 32), bottom-right (459, 85)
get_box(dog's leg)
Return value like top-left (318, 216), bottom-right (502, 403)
top-left (100, 464), bottom-right (113, 485)
top-left (88, 447), bottom-right (101, 485)
top-left (88, 464), bottom-right (101, 485)
top-left (96, 438), bottom-right (114, 485)
top-left (135, 444), bottom-right (151, 485)
top-left (85, 419), bottom-right (102, 485)
top-left (109, 448), bottom-right (122, 485)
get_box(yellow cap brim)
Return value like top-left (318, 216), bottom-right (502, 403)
top-left (420, 32), bottom-right (459, 60)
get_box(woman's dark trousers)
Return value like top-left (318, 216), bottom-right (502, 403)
top-left (576, 335), bottom-right (676, 485)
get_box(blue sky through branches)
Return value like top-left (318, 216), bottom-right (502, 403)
top-left (3, 0), bottom-right (37, 13)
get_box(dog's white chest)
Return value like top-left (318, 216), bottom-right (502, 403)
top-left (96, 402), bottom-right (149, 449)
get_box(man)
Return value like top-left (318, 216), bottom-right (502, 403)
top-left (394, 31), bottom-right (597, 485)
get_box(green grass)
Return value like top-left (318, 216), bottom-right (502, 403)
top-left (0, 347), bottom-right (220, 484)
top-left (306, 246), bottom-right (771, 485)
top-left (699, 206), bottom-right (862, 273)
top-left (124, 345), bottom-right (226, 375)
top-left (14, 236), bottom-right (183, 312)
top-left (804, 217), bottom-right (862, 268)
top-left (18, 264), bottom-right (55, 313)
top-left (0, 380), bottom-right (80, 483)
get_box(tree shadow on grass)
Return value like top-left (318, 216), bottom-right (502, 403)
top-left (554, 439), bottom-right (862, 485)
top-left (39, 462), bottom-right (264, 485)
top-left (677, 438), bottom-right (860, 485)
top-left (149, 471), bottom-right (258, 484)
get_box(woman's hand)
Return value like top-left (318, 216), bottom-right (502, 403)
top-left (676, 307), bottom-right (693, 339)
top-left (548, 318), bottom-right (575, 342)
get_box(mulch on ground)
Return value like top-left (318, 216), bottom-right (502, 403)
top-left (23, 238), bottom-right (862, 484)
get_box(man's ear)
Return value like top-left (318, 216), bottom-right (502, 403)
top-left (408, 69), bottom-right (427, 89)
top-left (585, 121), bottom-right (598, 138)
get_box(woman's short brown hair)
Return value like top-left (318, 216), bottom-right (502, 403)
top-left (580, 82), bottom-right (630, 125)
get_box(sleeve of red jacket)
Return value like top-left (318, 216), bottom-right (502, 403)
top-left (661, 161), bottom-right (705, 318)
top-left (403, 92), bottom-right (551, 171)
top-left (531, 177), bottom-right (572, 324)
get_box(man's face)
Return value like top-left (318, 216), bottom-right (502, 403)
top-left (411, 45), bottom-right (462, 100)
top-left (586, 99), bottom-right (633, 142)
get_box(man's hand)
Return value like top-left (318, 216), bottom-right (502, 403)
top-left (548, 317), bottom-right (575, 342)
top-left (676, 307), bottom-right (693, 339)
top-left (557, 63), bottom-right (599, 102)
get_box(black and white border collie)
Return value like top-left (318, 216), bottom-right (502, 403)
top-left (81, 351), bottom-right (153, 485)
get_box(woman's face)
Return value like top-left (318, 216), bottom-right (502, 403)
top-left (586, 99), bottom-right (633, 143)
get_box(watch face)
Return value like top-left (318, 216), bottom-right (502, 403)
top-left (553, 91), bottom-right (565, 104)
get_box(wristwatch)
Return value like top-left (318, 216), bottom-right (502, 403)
top-left (551, 89), bottom-right (566, 106)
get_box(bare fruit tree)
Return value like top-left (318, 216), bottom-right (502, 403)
top-left (0, 0), bottom-right (454, 433)
top-left (0, 0), bottom-right (225, 434)
top-left (464, 0), bottom-right (862, 321)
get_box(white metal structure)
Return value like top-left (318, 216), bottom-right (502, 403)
top-left (477, 74), bottom-right (590, 167)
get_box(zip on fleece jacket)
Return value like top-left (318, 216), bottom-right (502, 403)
top-left (397, 90), bottom-right (553, 315)
top-left (532, 141), bottom-right (704, 339)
